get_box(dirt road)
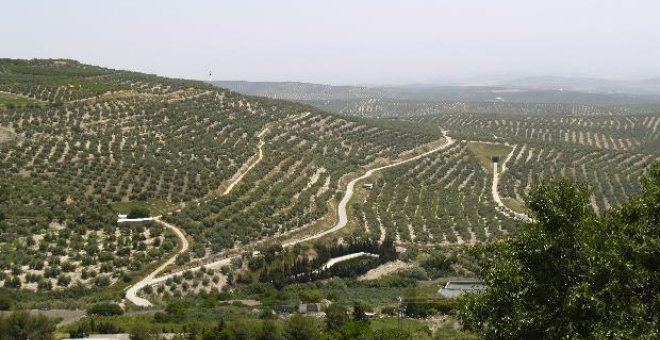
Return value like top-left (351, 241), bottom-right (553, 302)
top-left (125, 217), bottom-right (189, 307)
top-left (284, 135), bottom-right (455, 245)
top-left (491, 145), bottom-right (518, 217)
top-left (127, 133), bottom-right (453, 306)
top-left (125, 125), bottom-right (270, 306)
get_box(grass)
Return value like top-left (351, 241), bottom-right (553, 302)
top-left (61, 312), bottom-right (434, 337)
top-left (433, 322), bottom-right (480, 339)
top-left (0, 92), bottom-right (44, 107)
top-left (110, 201), bottom-right (149, 215)
top-left (371, 317), bottom-right (430, 333)
top-left (501, 197), bottom-right (526, 214)
top-left (466, 142), bottom-right (513, 173)
top-left (109, 199), bottom-right (177, 217)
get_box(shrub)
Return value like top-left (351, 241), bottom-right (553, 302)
top-left (56, 274), bottom-right (71, 287)
top-left (87, 302), bottom-right (124, 316)
top-left (0, 295), bottom-right (12, 310)
top-left (94, 275), bottom-right (111, 287)
top-left (127, 206), bottom-right (150, 219)
top-left (153, 311), bottom-right (169, 323)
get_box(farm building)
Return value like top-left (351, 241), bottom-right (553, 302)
top-left (362, 183), bottom-right (374, 189)
top-left (438, 281), bottom-right (486, 298)
top-left (514, 213), bottom-right (531, 222)
top-left (298, 303), bottom-right (325, 313)
top-left (65, 335), bottom-right (130, 340)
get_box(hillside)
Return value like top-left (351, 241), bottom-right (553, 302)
top-left (0, 59), bottom-right (440, 299)
top-left (1, 60), bottom-right (657, 322)
top-left (217, 80), bottom-right (660, 247)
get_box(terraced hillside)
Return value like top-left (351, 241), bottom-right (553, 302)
top-left (348, 141), bottom-right (517, 246)
top-left (222, 81), bottom-right (660, 235)
top-left (340, 110), bottom-right (659, 220)
top-left (0, 59), bottom-right (440, 293)
top-left (309, 98), bottom-right (660, 118)
top-left (405, 110), bottom-right (660, 154)
top-left (405, 112), bottom-right (660, 212)
top-left (3, 61), bottom-right (657, 300)
top-left (163, 111), bottom-right (440, 254)
top-left (498, 143), bottom-right (655, 214)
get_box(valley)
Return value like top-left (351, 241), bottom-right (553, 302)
top-left (0, 60), bottom-right (658, 339)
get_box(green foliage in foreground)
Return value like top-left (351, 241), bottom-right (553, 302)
top-left (458, 161), bottom-right (660, 339)
top-left (166, 313), bottom-right (435, 340)
top-left (0, 311), bottom-right (56, 340)
top-left (61, 298), bottom-right (474, 340)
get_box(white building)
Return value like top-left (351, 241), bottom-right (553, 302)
top-left (438, 281), bottom-right (486, 298)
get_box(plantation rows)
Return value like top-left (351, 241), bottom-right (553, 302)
top-left (309, 98), bottom-right (659, 118)
top-left (313, 98), bottom-right (660, 154)
top-left (0, 59), bottom-right (208, 103)
top-left (499, 143), bottom-right (658, 213)
top-left (0, 60), bottom-right (442, 293)
top-left (164, 111), bottom-right (439, 254)
top-left (141, 238), bottom-right (396, 300)
top-left (350, 142), bottom-right (516, 246)
top-left (0, 220), bottom-right (177, 291)
top-left (144, 266), bottom-right (225, 300)
top-left (409, 113), bottom-right (660, 154)
top-left (0, 91), bottom-right (275, 208)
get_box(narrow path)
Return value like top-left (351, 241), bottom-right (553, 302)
top-left (125, 114), bottom-right (307, 306)
top-left (491, 145), bottom-right (519, 217)
top-left (117, 217), bottom-right (154, 223)
top-left (124, 127), bottom-right (266, 306)
top-left (125, 217), bottom-right (189, 307)
top-left (320, 252), bottom-right (379, 270)
top-left (212, 111), bottom-right (307, 198)
top-left (284, 135), bottom-right (456, 245)
top-left (222, 129), bottom-right (267, 195)
top-left (128, 132), bottom-right (453, 307)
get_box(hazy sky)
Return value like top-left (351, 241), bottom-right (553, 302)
top-left (3, 1), bottom-right (660, 85)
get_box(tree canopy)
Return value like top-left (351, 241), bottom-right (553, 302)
top-left (0, 311), bottom-right (56, 340)
top-left (458, 161), bottom-right (660, 339)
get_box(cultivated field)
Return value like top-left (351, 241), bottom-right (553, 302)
top-left (2, 61), bottom-right (657, 305)
top-left (0, 60), bottom-right (439, 295)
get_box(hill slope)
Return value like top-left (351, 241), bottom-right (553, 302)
top-left (0, 59), bottom-right (439, 295)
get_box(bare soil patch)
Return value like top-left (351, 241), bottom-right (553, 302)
top-left (358, 260), bottom-right (413, 281)
top-left (0, 127), bottom-right (15, 144)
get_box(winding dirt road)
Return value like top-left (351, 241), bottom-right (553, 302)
top-left (284, 135), bottom-right (456, 246)
top-left (126, 133), bottom-right (454, 307)
top-left (125, 217), bottom-right (189, 307)
top-left (320, 252), bottom-right (379, 270)
top-left (491, 145), bottom-right (519, 217)
top-left (125, 127), bottom-right (269, 306)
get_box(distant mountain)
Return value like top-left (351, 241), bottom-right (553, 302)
top-left (213, 81), bottom-right (395, 101)
top-left (213, 80), bottom-right (660, 106)
top-left (505, 76), bottom-right (660, 96)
